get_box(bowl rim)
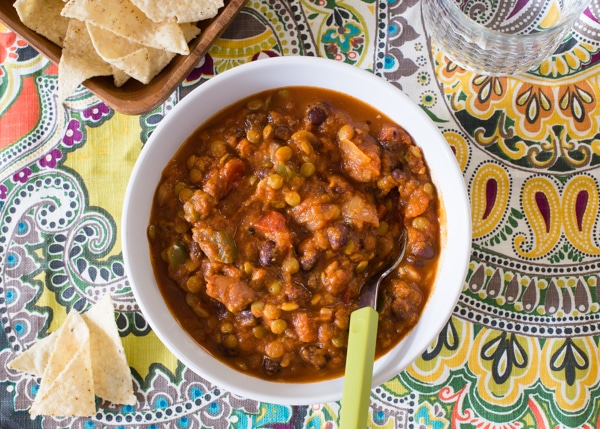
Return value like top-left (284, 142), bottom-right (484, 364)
top-left (122, 55), bottom-right (472, 405)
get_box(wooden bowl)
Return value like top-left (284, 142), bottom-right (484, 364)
top-left (0, 0), bottom-right (247, 115)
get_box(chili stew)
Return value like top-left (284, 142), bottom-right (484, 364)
top-left (148, 86), bottom-right (440, 382)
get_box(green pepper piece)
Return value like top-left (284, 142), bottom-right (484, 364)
top-left (213, 230), bottom-right (238, 264)
top-left (167, 240), bottom-right (188, 270)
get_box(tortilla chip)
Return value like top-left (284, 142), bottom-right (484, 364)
top-left (58, 19), bottom-right (113, 103)
top-left (61, 0), bottom-right (190, 55)
top-left (130, 0), bottom-right (224, 23)
top-left (15, 0), bottom-right (219, 93)
top-left (7, 334), bottom-right (57, 378)
top-left (87, 22), bottom-right (200, 84)
top-left (8, 294), bottom-right (136, 411)
top-left (30, 311), bottom-right (95, 417)
top-left (112, 66), bottom-right (131, 88)
top-left (13, 0), bottom-right (70, 47)
top-left (81, 295), bottom-right (136, 405)
top-left (87, 23), bottom-right (170, 85)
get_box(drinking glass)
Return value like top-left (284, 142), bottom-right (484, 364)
top-left (422, 0), bottom-right (592, 75)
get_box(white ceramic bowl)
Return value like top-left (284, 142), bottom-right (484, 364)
top-left (122, 56), bottom-right (471, 405)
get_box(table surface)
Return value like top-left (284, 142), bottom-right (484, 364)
top-left (2, 0), bottom-right (600, 428)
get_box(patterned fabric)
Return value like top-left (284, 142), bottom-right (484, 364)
top-left (1, 0), bottom-right (600, 427)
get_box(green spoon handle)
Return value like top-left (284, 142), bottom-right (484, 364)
top-left (339, 306), bottom-right (379, 429)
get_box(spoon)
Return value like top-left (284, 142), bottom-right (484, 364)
top-left (339, 231), bottom-right (408, 428)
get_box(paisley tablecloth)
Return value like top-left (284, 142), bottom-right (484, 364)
top-left (2, 0), bottom-right (600, 427)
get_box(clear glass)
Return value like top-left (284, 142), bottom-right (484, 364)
top-left (422, 0), bottom-right (592, 75)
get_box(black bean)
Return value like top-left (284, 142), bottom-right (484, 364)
top-left (391, 168), bottom-right (403, 180)
top-left (245, 113), bottom-right (267, 129)
top-left (218, 343), bottom-right (238, 357)
top-left (228, 128), bottom-right (246, 142)
top-left (298, 239), bottom-right (320, 271)
top-left (412, 241), bottom-right (435, 260)
top-left (299, 345), bottom-right (328, 369)
top-left (189, 241), bottom-right (203, 261)
top-left (327, 224), bottom-right (349, 250)
top-left (237, 310), bottom-right (257, 328)
top-left (406, 255), bottom-right (424, 267)
top-left (259, 240), bottom-right (277, 267)
top-left (284, 283), bottom-right (310, 306)
top-left (273, 125), bottom-right (292, 141)
top-left (211, 301), bottom-right (228, 317)
top-left (307, 106), bottom-right (327, 126)
top-left (300, 253), bottom-right (319, 271)
top-left (262, 357), bottom-right (282, 375)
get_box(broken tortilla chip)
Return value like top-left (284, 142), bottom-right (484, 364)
top-left (14, 0), bottom-right (70, 47)
top-left (61, 0), bottom-right (190, 55)
top-left (30, 311), bottom-right (96, 417)
top-left (130, 0), bottom-right (224, 24)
